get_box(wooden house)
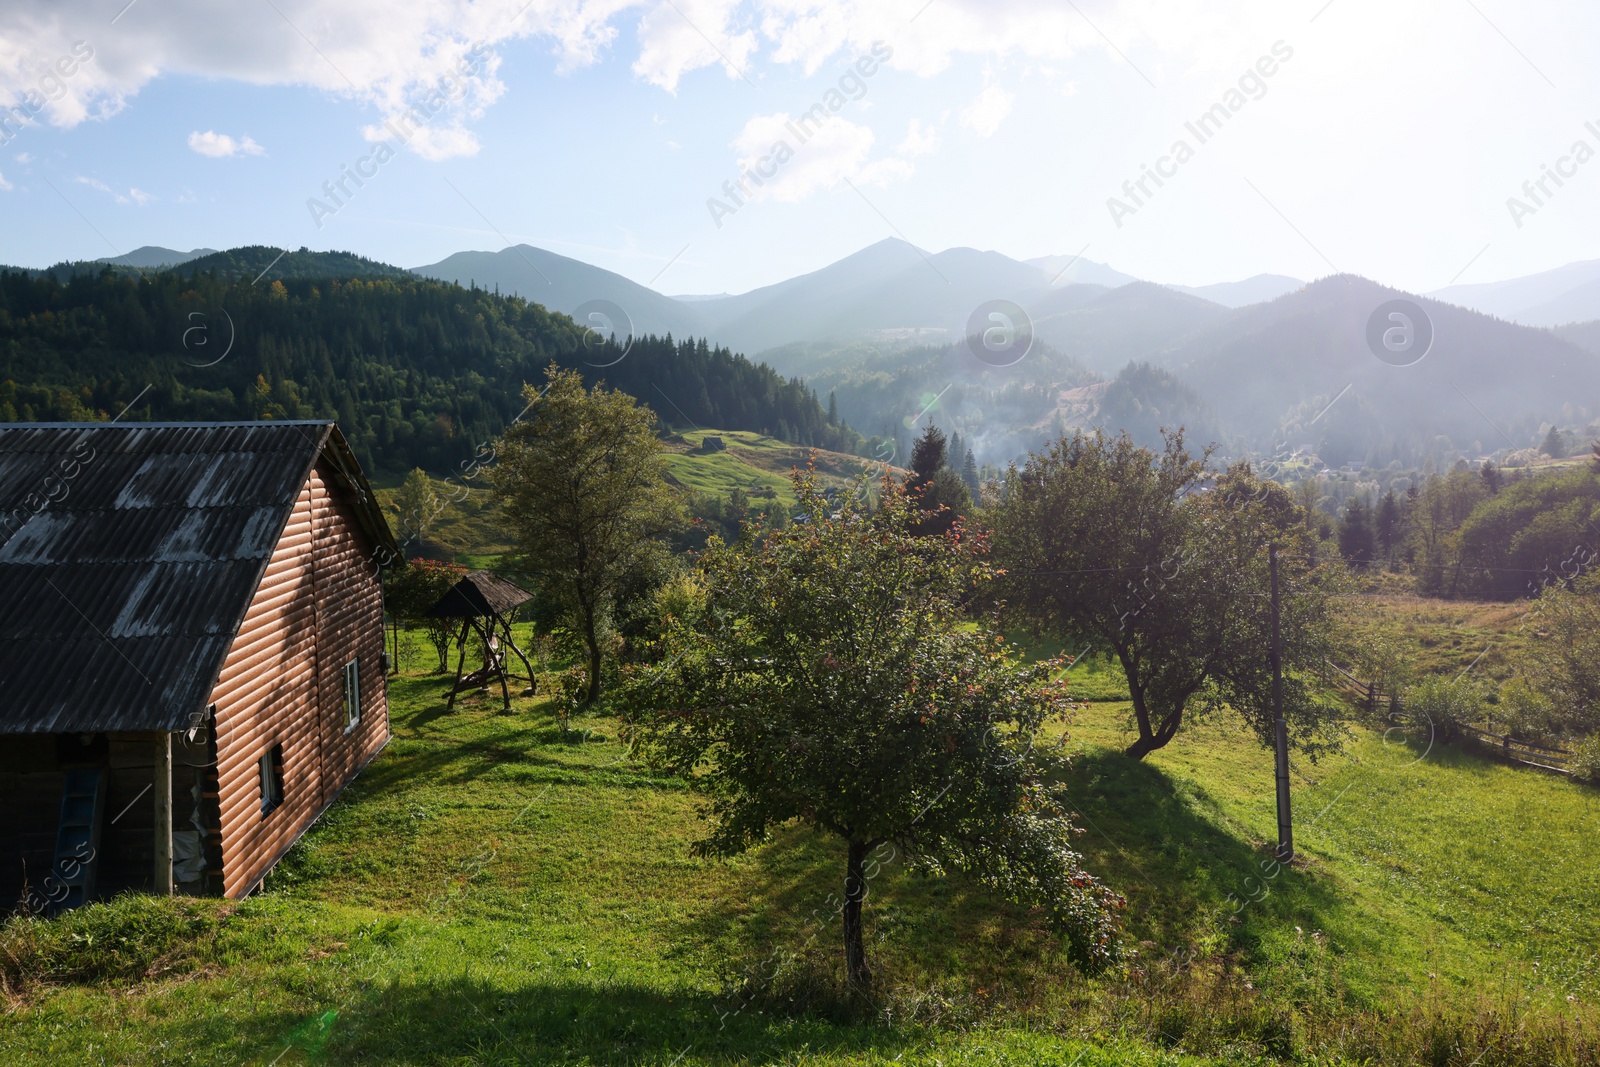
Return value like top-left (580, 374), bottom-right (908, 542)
top-left (0, 421), bottom-right (399, 908)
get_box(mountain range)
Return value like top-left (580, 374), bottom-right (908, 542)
top-left (411, 239), bottom-right (1294, 366)
top-left (1429, 259), bottom-right (1600, 326)
top-left (3, 239), bottom-right (1597, 468)
top-left (409, 239), bottom-right (1599, 463)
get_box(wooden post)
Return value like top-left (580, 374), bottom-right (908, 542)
top-left (1271, 546), bottom-right (1294, 863)
top-left (446, 619), bottom-right (471, 711)
top-left (153, 731), bottom-right (173, 894)
top-left (498, 613), bottom-right (536, 691)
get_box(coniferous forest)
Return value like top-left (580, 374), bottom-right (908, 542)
top-left (0, 265), bottom-right (861, 476)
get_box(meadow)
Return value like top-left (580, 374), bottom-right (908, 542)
top-left (2, 631), bottom-right (1597, 1066)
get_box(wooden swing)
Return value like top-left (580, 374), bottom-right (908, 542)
top-left (425, 572), bottom-right (537, 711)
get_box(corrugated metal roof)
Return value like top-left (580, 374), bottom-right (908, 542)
top-left (426, 572), bottom-right (533, 619)
top-left (0, 421), bottom-right (395, 736)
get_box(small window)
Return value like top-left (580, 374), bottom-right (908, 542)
top-left (259, 744), bottom-right (284, 816)
top-left (342, 659), bottom-right (360, 731)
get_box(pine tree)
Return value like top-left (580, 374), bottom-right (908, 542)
top-left (962, 448), bottom-right (980, 495)
top-left (1542, 426), bottom-right (1568, 458)
top-left (1338, 497), bottom-right (1377, 566)
top-left (1480, 461), bottom-right (1502, 494)
top-left (910, 423), bottom-right (948, 484)
top-left (1374, 491), bottom-right (1402, 558)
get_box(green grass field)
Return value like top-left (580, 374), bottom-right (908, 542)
top-left (372, 430), bottom-right (887, 568)
top-left (3, 633), bottom-right (1597, 1065)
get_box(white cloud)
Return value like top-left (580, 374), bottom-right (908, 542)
top-left (732, 111), bottom-right (873, 202)
top-left (897, 117), bottom-right (940, 156)
top-left (14, 152), bottom-right (31, 163)
top-left (959, 84), bottom-right (1013, 138)
top-left (0, 170), bottom-right (11, 191)
top-left (756, 0), bottom-right (1156, 77)
top-left (361, 118), bottom-right (482, 162)
top-left (0, 0), bottom-right (1259, 149)
top-left (633, 0), bottom-right (759, 91)
top-left (74, 175), bottom-right (152, 205)
top-left (187, 130), bottom-right (264, 157)
top-left (730, 109), bottom-right (920, 202)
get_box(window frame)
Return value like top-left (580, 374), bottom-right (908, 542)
top-left (259, 744), bottom-right (284, 817)
top-left (342, 657), bottom-right (360, 733)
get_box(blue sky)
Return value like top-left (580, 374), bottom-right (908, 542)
top-left (4, 0), bottom-right (1600, 296)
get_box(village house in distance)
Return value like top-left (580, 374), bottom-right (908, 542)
top-left (0, 421), bottom-right (398, 909)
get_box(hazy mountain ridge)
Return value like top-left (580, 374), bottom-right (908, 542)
top-left (1167, 274), bottom-right (1600, 464)
top-left (1429, 258), bottom-right (1600, 326)
top-left (414, 245), bottom-right (709, 340)
top-left (1, 245), bottom-right (409, 282)
top-left (4, 240), bottom-right (1595, 470)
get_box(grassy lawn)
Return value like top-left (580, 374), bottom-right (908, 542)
top-left (1339, 594), bottom-right (1533, 689)
top-left (372, 431), bottom-right (886, 568)
top-left (662, 430), bottom-right (886, 508)
top-left (3, 632), bottom-right (1597, 1065)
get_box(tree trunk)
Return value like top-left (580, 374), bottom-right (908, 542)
top-left (842, 839), bottom-right (871, 993)
top-left (1125, 700), bottom-right (1183, 760)
top-left (581, 606), bottom-right (603, 704)
top-left (1124, 672), bottom-right (1158, 759)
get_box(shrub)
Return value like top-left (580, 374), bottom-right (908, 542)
top-left (1497, 677), bottom-right (1556, 740)
top-left (537, 665), bottom-right (589, 734)
top-left (1402, 676), bottom-right (1483, 741)
top-left (1572, 735), bottom-right (1600, 784)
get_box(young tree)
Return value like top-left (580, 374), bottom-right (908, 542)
top-left (1337, 497), bottom-right (1376, 566)
top-left (1480, 461), bottom-right (1503, 495)
top-left (962, 448), bottom-right (981, 496)
top-left (624, 473), bottom-right (1124, 991)
top-left (988, 430), bottom-right (1343, 760)
top-left (393, 467), bottom-right (442, 553)
top-left (1375, 490), bottom-right (1404, 559)
top-left (1542, 425), bottom-right (1568, 458)
top-left (384, 558), bottom-right (470, 673)
top-left (491, 365), bottom-right (684, 702)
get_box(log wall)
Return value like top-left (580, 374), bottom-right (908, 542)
top-left (209, 462), bottom-right (389, 898)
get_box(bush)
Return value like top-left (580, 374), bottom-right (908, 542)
top-left (1497, 677), bottom-right (1556, 740)
top-left (537, 665), bottom-right (589, 733)
top-left (1572, 735), bottom-right (1600, 784)
top-left (1402, 676), bottom-right (1483, 741)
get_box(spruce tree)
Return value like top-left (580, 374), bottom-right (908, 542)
top-left (1338, 497), bottom-right (1377, 566)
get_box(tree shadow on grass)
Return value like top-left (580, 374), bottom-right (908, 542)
top-left (1056, 748), bottom-right (1367, 964)
top-left (653, 744), bottom-right (1378, 1018)
top-left (323, 975), bottom-right (925, 1066)
top-left (656, 819), bottom-right (1105, 1017)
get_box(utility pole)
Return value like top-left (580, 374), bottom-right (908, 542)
top-left (1270, 544), bottom-right (1294, 862)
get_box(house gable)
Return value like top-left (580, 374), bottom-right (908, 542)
top-left (210, 460), bottom-right (391, 898)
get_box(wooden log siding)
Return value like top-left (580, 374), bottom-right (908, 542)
top-left (210, 462), bottom-right (389, 898)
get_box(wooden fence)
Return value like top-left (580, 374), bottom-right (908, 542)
top-left (1321, 660), bottom-right (1576, 777)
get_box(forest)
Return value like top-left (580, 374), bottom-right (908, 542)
top-left (0, 262), bottom-right (861, 476)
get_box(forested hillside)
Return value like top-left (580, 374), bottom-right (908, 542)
top-left (0, 266), bottom-right (860, 475)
